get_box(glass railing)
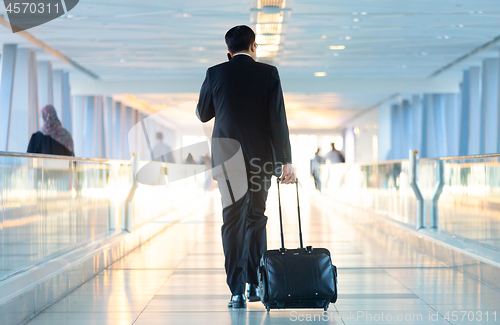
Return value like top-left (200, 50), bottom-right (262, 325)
top-left (0, 152), bottom-right (206, 280)
top-left (321, 153), bottom-right (500, 251)
top-left (419, 155), bottom-right (500, 250)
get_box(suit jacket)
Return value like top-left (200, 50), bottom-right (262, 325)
top-left (27, 132), bottom-right (74, 157)
top-left (196, 54), bottom-right (292, 176)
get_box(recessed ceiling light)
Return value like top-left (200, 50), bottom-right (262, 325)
top-left (444, 35), bottom-right (449, 39)
top-left (322, 35), bottom-right (327, 39)
top-left (458, 24), bottom-right (464, 27)
top-left (314, 72), bottom-right (327, 77)
top-left (199, 59), bottom-right (208, 63)
top-left (174, 13), bottom-right (191, 18)
top-left (329, 45), bottom-right (346, 50)
top-left (361, 12), bottom-right (367, 15)
top-left (478, 11), bottom-right (483, 14)
top-left (345, 36), bottom-right (352, 40)
top-left (421, 52), bottom-right (428, 56)
top-left (120, 59), bottom-right (126, 63)
top-left (353, 18), bottom-right (360, 22)
top-left (66, 15), bottom-right (74, 19)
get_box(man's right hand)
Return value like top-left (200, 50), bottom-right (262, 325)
top-left (280, 163), bottom-right (296, 184)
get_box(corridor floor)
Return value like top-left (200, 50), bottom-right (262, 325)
top-left (27, 186), bottom-right (500, 324)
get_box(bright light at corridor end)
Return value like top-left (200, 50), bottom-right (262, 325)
top-left (251, 0), bottom-right (292, 62)
top-left (314, 72), bottom-right (327, 77)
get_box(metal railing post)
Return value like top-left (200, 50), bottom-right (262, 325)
top-left (123, 153), bottom-right (138, 232)
top-left (431, 160), bottom-right (445, 229)
top-left (409, 150), bottom-right (425, 230)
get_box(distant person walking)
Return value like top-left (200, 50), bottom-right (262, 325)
top-left (184, 153), bottom-right (197, 165)
top-left (27, 105), bottom-right (74, 156)
top-left (325, 142), bottom-right (345, 164)
top-left (201, 153), bottom-right (215, 191)
top-left (310, 149), bottom-right (324, 192)
top-left (324, 142), bottom-right (345, 191)
top-left (152, 132), bottom-right (175, 163)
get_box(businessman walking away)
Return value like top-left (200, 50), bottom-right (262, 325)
top-left (197, 25), bottom-right (295, 308)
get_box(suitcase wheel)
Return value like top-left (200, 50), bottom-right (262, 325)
top-left (266, 306), bottom-right (271, 312)
top-left (323, 303), bottom-right (329, 311)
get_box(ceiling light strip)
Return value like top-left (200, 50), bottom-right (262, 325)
top-left (252, 1), bottom-right (292, 61)
top-left (258, 0), bottom-right (286, 9)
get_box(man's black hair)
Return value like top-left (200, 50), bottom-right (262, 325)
top-left (225, 25), bottom-right (256, 54)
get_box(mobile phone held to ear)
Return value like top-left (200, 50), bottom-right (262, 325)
top-left (227, 53), bottom-right (232, 61)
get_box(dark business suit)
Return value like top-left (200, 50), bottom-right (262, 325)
top-left (197, 54), bottom-right (292, 295)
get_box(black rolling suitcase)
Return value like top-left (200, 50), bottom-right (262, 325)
top-left (258, 178), bottom-right (338, 312)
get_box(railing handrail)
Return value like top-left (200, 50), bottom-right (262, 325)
top-left (419, 153), bottom-right (500, 161)
top-left (0, 151), bottom-right (122, 163)
top-left (0, 151), bottom-right (207, 169)
top-left (325, 153), bottom-right (500, 168)
top-left (327, 158), bottom-right (407, 167)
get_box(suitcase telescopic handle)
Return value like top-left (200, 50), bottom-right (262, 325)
top-left (276, 177), bottom-right (304, 249)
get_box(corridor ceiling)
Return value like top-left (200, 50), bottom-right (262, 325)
top-left (1, 0), bottom-right (500, 129)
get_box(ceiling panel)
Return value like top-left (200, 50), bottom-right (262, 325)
top-left (1, 0), bottom-right (500, 129)
top-left (2, 0), bottom-right (499, 80)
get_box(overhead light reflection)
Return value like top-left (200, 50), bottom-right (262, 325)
top-left (258, 0), bottom-right (287, 9)
top-left (256, 34), bottom-right (281, 45)
top-left (258, 44), bottom-right (280, 52)
top-left (257, 12), bottom-right (284, 23)
top-left (251, 0), bottom-right (291, 62)
top-left (256, 50), bottom-right (276, 58)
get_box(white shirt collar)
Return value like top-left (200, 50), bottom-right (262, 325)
top-left (233, 53), bottom-right (252, 58)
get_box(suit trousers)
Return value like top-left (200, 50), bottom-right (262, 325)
top-left (218, 173), bottom-right (271, 295)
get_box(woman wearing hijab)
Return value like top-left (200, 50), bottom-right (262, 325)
top-left (27, 105), bottom-right (74, 156)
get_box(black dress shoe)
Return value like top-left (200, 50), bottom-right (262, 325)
top-left (228, 294), bottom-right (246, 308)
top-left (247, 284), bottom-right (260, 302)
